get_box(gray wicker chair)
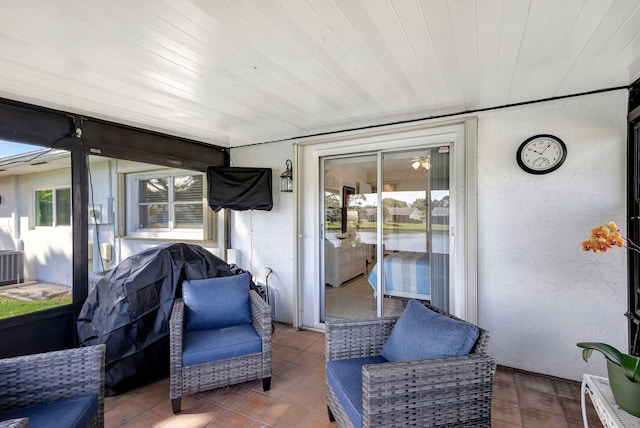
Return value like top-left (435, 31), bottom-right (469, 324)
top-left (169, 289), bottom-right (272, 413)
top-left (325, 304), bottom-right (496, 427)
top-left (0, 344), bottom-right (106, 428)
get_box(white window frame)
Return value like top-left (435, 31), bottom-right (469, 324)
top-left (125, 169), bottom-right (211, 240)
top-left (33, 186), bottom-right (71, 228)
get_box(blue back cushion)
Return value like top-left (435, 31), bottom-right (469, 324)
top-left (183, 273), bottom-right (252, 331)
top-left (381, 300), bottom-right (479, 362)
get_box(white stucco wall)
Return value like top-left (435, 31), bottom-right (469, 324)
top-left (230, 89), bottom-right (629, 381)
top-left (228, 141), bottom-right (296, 324)
top-left (476, 90), bottom-right (628, 381)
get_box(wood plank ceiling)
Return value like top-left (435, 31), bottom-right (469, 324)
top-left (0, 0), bottom-right (639, 148)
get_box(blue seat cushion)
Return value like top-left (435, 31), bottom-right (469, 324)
top-left (183, 273), bottom-right (252, 331)
top-left (381, 300), bottom-right (479, 362)
top-left (326, 356), bottom-right (387, 428)
top-left (0, 394), bottom-right (97, 428)
top-left (182, 323), bottom-right (262, 366)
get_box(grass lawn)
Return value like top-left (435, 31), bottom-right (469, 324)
top-left (0, 295), bottom-right (72, 319)
top-left (326, 221), bottom-right (449, 232)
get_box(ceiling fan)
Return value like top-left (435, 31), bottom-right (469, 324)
top-left (410, 156), bottom-right (431, 171)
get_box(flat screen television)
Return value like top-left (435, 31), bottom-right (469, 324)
top-left (207, 166), bottom-right (273, 212)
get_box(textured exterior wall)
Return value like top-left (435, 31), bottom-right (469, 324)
top-left (231, 89), bottom-right (629, 380)
top-left (476, 90), bottom-right (628, 380)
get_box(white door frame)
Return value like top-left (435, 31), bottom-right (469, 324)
top-left (293, 117), bottom-right (478, 329)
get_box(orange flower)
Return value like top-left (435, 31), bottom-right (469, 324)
top-left (591, 225), bottom-right (609, 239)
top-left (581, 240), bottom-right (596, 252)
top-left (582, 222), bottom-right (640, 254)
top-left (608, 232), bottom-right (624, 247)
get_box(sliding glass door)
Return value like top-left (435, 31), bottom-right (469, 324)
top-left (322, 146), bottom-right (451, 320)
top-left (323, 155), bottom-right (378, 319)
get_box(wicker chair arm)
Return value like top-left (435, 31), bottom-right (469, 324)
top-left (169, 298), bottom-right (184, 372)
top-left (0, 418), bottom-right (28, 428)
top-left (250, 290), bottom-right (272, 338)
top-left (361, 353), bottom-right (496, 427)
top-left (0, 345), bottom-right (105, 427)
top-left (325, 318), bottom-right (397, 362)
top-left (473, 328), bottom-right (490, 354)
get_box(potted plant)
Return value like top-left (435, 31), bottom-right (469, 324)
top-left (579, 222), bottom-right (640, 416)
top-left (577, 342), bottom-right (640, 416)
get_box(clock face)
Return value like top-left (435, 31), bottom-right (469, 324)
top-left (516, 135), bottom-right (567, 174)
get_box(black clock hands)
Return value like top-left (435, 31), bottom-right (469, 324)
top-left (539, 142), bottom-right (551, 155)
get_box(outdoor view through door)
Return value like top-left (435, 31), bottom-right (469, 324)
top-left (323, 147), bottom-right (450, 320)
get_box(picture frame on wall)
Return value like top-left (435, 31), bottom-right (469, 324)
top-left (341, 186), bottom-right (355, 234)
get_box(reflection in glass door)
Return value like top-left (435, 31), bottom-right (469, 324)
top-left (323, 155), bottom-right (378, 319)
top-left (377, 148), bottom-right (450, 316)
top-left (322, 146), bottom-right (451, 320)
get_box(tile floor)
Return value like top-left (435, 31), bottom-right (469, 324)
top-left (105, 321), bottom-right (605, 428)
top-left (325, 272), bottom-right (405, 319)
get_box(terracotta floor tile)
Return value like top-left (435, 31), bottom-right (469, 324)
top-left (121, 410), bottom-right (172, 428)
top-left (271, 356), bottom-right (288, 374)
top-left (309, 391), bottom-right (330, 414)
top-left (104, 400), bottom-right (146, 427)
top-left (520, 407), bottom-right (570, 428)
top-left (295, 409), bottom-right (335, 428)
top-left (274, 361), bottom-right (313, 382)
top-left (167, 407), bottom-right (221, 428)
top-left (284, 336), bottom-right (315, 351)
top-left (104, 323), bottom-right (608, 428)
top-left (492, 398), bottom-right (522, 425)
top-left (205, 409), bottom-right (258, 428)
top-left (300, 330), bottom-right (324, 342)
top-left (278, 379), bottom-right (325, 407)
top-left (271, 344), bottom-right (302, 361)
top-left (292, 350), bottom-right (324, 368)
top-left (554, 378), bottom-right (582, 399)
top-left (256, 401), bottom-right (308, 427)
top-left (492, 420), bottom-right (523, 428)
top-left (306, 340), bottom-right (325, 355)
top-left (230, 390), bottom-right (279, 419)
top-left (120, 379), bottom-right (168, 410)
top-left (258, 374), bottom-right (300, 399)
top-left (517, 388), bottom-right (564, 415)
top-left (201, 384), bottom-right (251, 408)
top-left (515, 370), bottom-right (557, 395)
top-left (494, 373), bottom-right (519, 404)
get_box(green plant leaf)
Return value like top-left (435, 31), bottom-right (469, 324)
top-left (577, 342), bottom-right (640, 383)
top-left (577, 342), bottom-right (623, 365)
top-left (621, 353), bottom-right (640, 383)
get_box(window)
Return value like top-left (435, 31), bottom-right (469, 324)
top-left (127, 170), bottom-right (212, 240)
top-left (35, 188), bottom-right (71, 227)
top-left (0, 143), bottom-right (73, 321)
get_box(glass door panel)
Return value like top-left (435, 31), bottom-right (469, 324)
top-left (322, 145), bottom-right (451, 320)
top-left (323, 155), bottom-right (378, 320)
top-left (379, 147), bottom-right (450, 314)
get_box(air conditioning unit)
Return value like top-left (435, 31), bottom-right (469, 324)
top-left (0, 250), bottom-right (24, 285)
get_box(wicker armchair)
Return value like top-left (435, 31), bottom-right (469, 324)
top-left (325, 304), bottom-right (496, 427)
top-left (169, 287), bottom-right (272, 413)
top-left (0, 344), bottom-right (106, 428)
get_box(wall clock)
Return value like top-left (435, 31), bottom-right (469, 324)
top-left (516, 134), bottom-right (567, 174)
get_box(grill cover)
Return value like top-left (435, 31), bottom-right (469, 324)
top-left (77, 243), bottom-right (232, 395)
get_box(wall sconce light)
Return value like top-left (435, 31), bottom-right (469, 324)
top-left (280, 159), bottom-right (293, 192)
